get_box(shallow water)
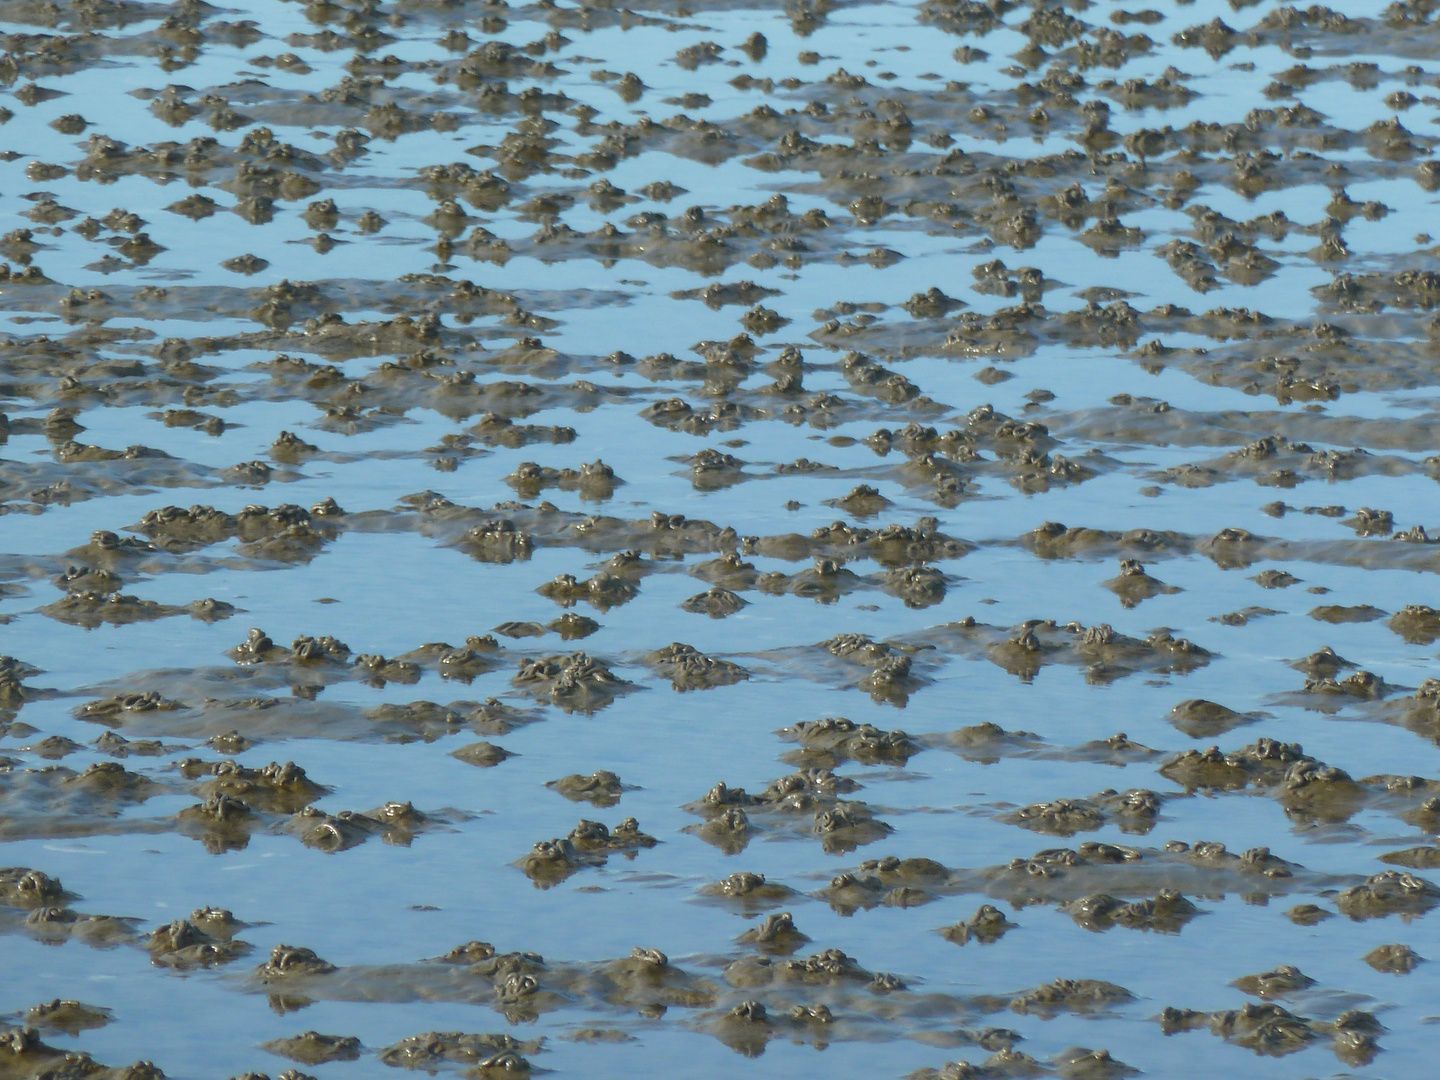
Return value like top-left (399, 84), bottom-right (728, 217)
top-left (3, 0), bottom-right (1440, 1076)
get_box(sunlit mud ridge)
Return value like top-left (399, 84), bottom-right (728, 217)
top-left (4, 0), bottom-right (1440, 1076)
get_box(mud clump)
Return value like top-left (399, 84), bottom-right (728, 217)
top-left (519, 818), bottom-right (657, 885)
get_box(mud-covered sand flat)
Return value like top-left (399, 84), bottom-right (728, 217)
top-left (3, 0), bottom-right (1440, 1075)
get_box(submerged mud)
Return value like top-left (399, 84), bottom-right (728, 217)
top-left (2, 0), bottom-right (1440, 1076)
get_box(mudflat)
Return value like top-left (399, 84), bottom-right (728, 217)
top-left (1, 0), bottom-right (1440, 1077)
